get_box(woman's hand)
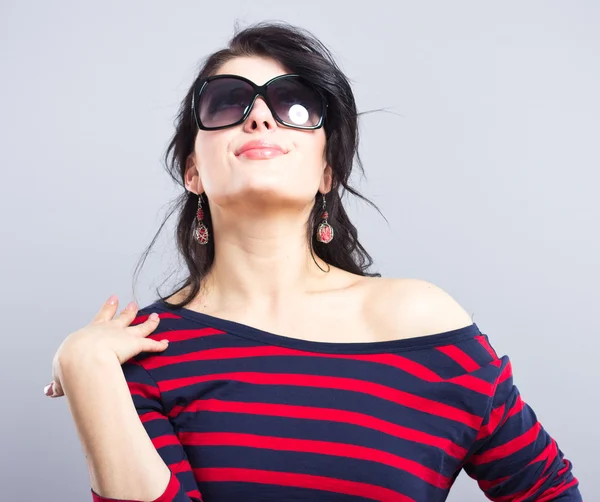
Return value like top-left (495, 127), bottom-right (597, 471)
top-left (45, 295), bottom-right (168, 398)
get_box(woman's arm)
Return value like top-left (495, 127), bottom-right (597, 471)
top-left (49, 297), bottom-right (201, 501)
top-left (61, 350), bottom-right (174, 500)
top-left (61, 350), bottom-right (200, 501)
top-left (462, 356), bottom-right (582, 501)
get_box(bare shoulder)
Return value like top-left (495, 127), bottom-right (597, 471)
top-left (362, 277), bottom-right (474, 338)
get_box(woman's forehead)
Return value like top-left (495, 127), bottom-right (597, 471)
top-left (215, 56), bottom-right (291, 86)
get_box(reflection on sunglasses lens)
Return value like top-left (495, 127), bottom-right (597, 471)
top-left (288, 104), bottom-right (310, 125)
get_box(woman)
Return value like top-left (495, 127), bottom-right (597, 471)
top-left (47, 21), bottom-right (582, 502)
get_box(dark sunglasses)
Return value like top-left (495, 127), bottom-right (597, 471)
top-left (191, 73), bottom-right (328, 131)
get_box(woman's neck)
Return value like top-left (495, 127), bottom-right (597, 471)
top-left (200, 211), bottom-right (333, 313)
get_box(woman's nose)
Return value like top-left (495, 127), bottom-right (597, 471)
top-left (243, 96), bottom-right (278, 131)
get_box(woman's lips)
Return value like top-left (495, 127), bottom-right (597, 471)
top-left (238, 148), bottom-right (286, 160)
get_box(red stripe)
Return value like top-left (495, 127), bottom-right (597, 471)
top-left (446, 374), bottom-right (494, 396)
top-left (153, 461), bottom-right (204, 500)
top-left (494, 471), bottom-right (552, 502)
top-left (338, 353), bottom-right (493, 396)
top-left (497, 475), bottom-right (550, 502)
top-left (476, 441), bottom-right (557, 495)
top-left (170, 459), bottom-right (193, 474)
top-left (536, 478), bottom-right (579, 502)
top-left (557, 458), bottom-right (570, 477)
top-left (436, 345), bottom-right (480, 372)
top-left (91, 472), bottom-right (191, 502)
top-left (475, 335), bottom-right (498, 360)
top-left (154, 347), bottom-right (441, 373)
top-left (476, 394), bottom-right (526, 441)
top-left (144, 346), bottom-right (291, 369)
top-left (359, 353), bottom-right (445, 381)
top-left (195, 467), bottom-right (416, 501)
top-left (476, 403), bottom-right (506, 440)
top-left (172, 398), bottom-right (467, 459)
top-left (474, 359), bottom-right (521, 442)
top-left (160, 372), bottom-right (483, 428)
top-left (152, 433), bottom-right (181, 449)
top-left (140, 411), bottom-right (167, 423)
top-left (141, 345), bottom-right (495, 396)
top-left (153, 470), bottom-right (183, 502)
top-left (471, 422), bottom-right (542, 465)
top-left (148, 327), bottom-right (226, 343)
top-left (167, 462), bottom-right (204, 499)
top-left (526, 440), bottom-right (557, 473)
top-left (508, 395), bottom-right (526, 418)
top-left (127, 381), bottom-right (160, 400)
top-left (476, 474), bottom-right (510, 492)
top-left (181, 431), bottom-right (452, 489)
top-left (497, 361), bottom-right (512, 385)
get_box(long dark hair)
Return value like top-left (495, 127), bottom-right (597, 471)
top-left (133, 20), bottom-right (386, 309)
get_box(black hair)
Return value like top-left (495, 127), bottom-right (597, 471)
top-left (133, 20), bottom-right (386, 309)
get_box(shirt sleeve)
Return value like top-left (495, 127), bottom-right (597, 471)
top-left (90, 359), bottom-right (203, 502)
top-left (462, 355), bottom-right (582, 501)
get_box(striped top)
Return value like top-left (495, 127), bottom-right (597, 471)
top-left (91, 300), bottom-right (582, 502)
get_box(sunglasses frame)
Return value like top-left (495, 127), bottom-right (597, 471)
top-left (191, 73), bottom-right (328, 131)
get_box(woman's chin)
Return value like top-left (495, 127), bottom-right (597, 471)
top-left (215, 186), bottom-right (317, 211)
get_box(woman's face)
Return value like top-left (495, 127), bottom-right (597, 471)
top-left (185, 55), bottom-right (332, 213)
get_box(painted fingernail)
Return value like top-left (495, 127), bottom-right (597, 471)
top-left (44, 383), bottom-right (53, 396)
top-left (107, 295), bottom-right (118, 305)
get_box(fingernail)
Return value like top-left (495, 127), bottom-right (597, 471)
top-left (44, 383), bottom-right (53, 396)
top-left (107, 295), bottom-right (118, 305)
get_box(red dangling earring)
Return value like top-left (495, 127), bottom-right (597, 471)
top-left (316, 192), bottom-right (334, 244)
top-left (194, 193), bottom-right (209, 245)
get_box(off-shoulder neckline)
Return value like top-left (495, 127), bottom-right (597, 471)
top-left (148, 300), bottom-right (481, 354)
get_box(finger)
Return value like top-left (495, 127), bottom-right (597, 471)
top-left (128, 312), bottom-right (161, 337)
top-left (139, 337), bottom-right (169, 353)
top-left (53, 380), bottom-right (64, 397)
top-left (45, 380), bottom-right (64, 398)
top-left (91, 295), bottom-right (120, 324)
top-left (113, 301), bottom-right (140, 328)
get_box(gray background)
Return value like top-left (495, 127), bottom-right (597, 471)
top-left (1, 1), bottom-right (597, 500)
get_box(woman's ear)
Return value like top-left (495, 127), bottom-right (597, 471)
top-left (319, 164), bottom-right (333, 193)
top-left (184, 153), bottom-right (204, 194)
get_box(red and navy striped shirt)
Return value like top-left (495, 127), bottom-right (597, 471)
top-left (91, 300), bottom-right (581, 501)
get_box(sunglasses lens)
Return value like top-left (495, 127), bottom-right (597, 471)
top-left (267, 77), bottom-right (324, 127)
top-left (198, 78), bottom-right (254, 128)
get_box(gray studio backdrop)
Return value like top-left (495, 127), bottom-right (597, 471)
top-left (1, 1), bottom-right (597, 500)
